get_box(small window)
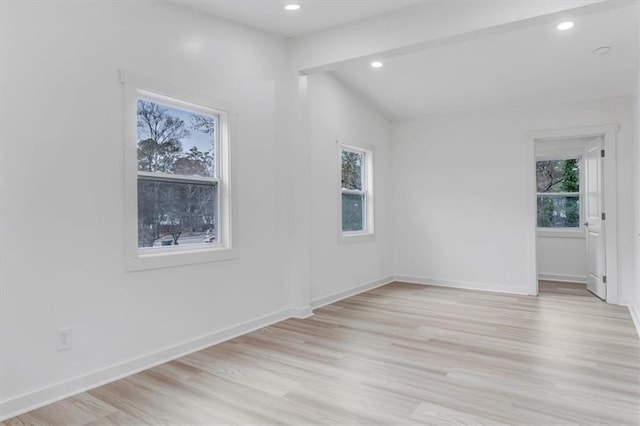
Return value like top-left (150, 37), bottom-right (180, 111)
top-left (121, 71), bottom-right (236, 270)
top-left (340, 145), bottom-right (374, 240)
top-left (536, 158), bottom-right (581, 228)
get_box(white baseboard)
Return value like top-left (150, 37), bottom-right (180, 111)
top-left (538, 273), bottom-right (587, 284)
top-left (289, 306), bottom-right (313, 319)
top-left (394, 275), bottom-right (529, 296)
top-left (311, 276), bottom-right (395, 309)
top-left (0, 308), bottom-right (293, 421)
top-left (1, 274), bottom-right (398, 421)
top-left (629, 306), bottom-right (640, 339)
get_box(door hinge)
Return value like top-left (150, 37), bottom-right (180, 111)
top-left (601, 212), bottom-right (606, 220)
top-left (601, 149), bottom-right (605, 158)
top-left (602, 275), bottom-right (607, 284)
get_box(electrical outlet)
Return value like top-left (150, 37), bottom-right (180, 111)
top-left (57, 328), bottom-right (72, 351)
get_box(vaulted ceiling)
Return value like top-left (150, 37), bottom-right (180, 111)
top-left (329, 3), bottom-right (639, 121)
top-left (168, 1), bottom-right (638, 122)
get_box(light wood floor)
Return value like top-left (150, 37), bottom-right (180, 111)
top-left (4, 281), bottom-right (639, 425)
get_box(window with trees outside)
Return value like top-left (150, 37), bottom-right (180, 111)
top-left (121, 71), bottom-right (235, 271)
top-left (341, 146), bottom-right (373, 238)
top-left (536, 158), bottom-right (581, 228)
top-left (136, 94), bottom-right (220, 249)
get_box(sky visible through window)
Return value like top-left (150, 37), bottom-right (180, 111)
top-left (138, 101), bottom-right (213, 155)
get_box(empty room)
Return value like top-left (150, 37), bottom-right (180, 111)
top-left (2, 0), bottom-right (640, 424)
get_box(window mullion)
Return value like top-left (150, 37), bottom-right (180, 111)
top-left (342, 189), bottom-right (365, 195)
top-left (536, 192), bottom-right (580, 197)
top-left (138, 172), bottom-right (218, 185)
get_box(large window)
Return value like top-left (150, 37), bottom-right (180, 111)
top-left (536, 158), bottom-right (581, 228)
top-left (121, 71), bottom-right (235, 270)
top-left (136, 95), bottom-right (219, 249)
top-left (340, 145), bottom-right (374, 240)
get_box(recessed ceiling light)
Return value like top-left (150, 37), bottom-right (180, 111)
top-left (557, 21), bottom-right (574, 31)
top-left (284, 4), bottom-right (301, 11)
top-left (370, 61), bottom-right (383, 68)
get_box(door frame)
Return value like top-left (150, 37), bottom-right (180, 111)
top-left (524, 124), bottom-right (619, 303)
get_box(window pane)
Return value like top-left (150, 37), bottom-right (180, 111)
top-left (342, 150), bottom-right (363, 190)
top-left (536, 159), bottom-right (580, 193)
top-left (138, 179), bottom-right (217, 248)
top-left (137, 99), bottom-right (215, 177)
top-left (537, 195), bottom-right (580, 228)
top-left (342, 193), bottom-right (364, 232)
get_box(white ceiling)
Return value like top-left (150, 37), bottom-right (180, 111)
top-left (330, 4), bottom-right (639, 121)
top-left (170, 0), bottom-right (422, 38)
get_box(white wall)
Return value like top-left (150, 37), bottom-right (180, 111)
top-left (392, 96), bottom-right (636, 299)
top-left (0, 0), bottom-right (292, 416)
top-left (633, 4), bottom-right (640, 329)
top-left (537, 236), bottom-right (586, 283)
top-left (0, 2), bottom-right (398, 417)
top-left (306, 73), bottom-right (393, 304)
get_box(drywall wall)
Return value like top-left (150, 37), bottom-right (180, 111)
top-left (392, 96), bottom-right (635, 299)
top-left (537, 236), bottom-right (586, 283)
top-left (306, 73), bottom-right (393, 304)
top-left (633, 4), bottom-right (640, 328)
top-left (0, 0), bottom-right (292, 416)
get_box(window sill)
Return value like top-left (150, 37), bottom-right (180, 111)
top-left (537, 228), bottom-right (585, 239)
top-left (339, 232), bottom-right (375, 245)
top-left (126, 245), bottom-right (238, 271)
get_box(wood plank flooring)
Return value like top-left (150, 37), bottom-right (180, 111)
top-left (4, 281), bottom-right (639, 425)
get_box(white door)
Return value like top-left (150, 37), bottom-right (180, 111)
top-left (584, 137), bottom-right (606, 300)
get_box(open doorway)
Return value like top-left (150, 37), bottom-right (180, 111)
top-left (535, 136), bottom-right (604, 299)
top-left (526, 125), bottom-right (619, 303)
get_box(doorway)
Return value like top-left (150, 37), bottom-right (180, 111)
top-left (526, 125), bottom-right (619, 303)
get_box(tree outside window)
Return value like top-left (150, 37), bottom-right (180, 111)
top-left (536, 158), bottom-right (580, 228)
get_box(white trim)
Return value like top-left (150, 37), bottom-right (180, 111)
top-left (537, 229), bottom-right (585, 239)
top-left (628, 306), bottom-right (640, 339)
top-left (119, 70), bottom-right (234, 112)
top-left (535, 192), bottom-right (580, 197)
top-left (525, 124), bottom-right (619, 302)
top-left (340, 231), bottom-right (376, 244)
top-left (137, 89), bottom-right (225, 121)
top-left (537, 273), bottom-right (587, 284)
top-left (536, 146), bottom-right (585, 161)
top-left (0, 307), bottom-right (292, 421)
top-left (288, 306), bottom-right (314, 319)
top-left (311, 276), bottom-right (395, 309)
top-left (137, 171), bottom-right (219, 185)
top-left (393, 275), bottom-right (530, 296)
top-left (120, 70), bottom-right (239, 271)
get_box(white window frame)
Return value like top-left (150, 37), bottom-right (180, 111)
top-left (120, 70), bottom-right (237, 271)
top-left (339, 144), bottom-right (375, 243)
top-left (535, 150), bottom-right (584, 239)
